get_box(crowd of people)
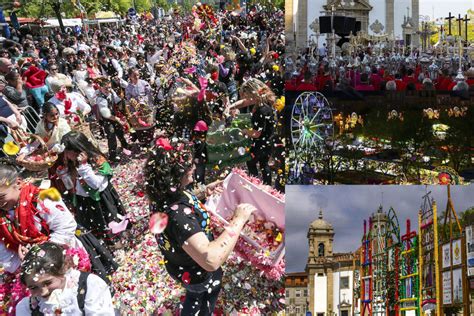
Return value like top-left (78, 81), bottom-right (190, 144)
top-left (0, 3), bottom-right (285, 315)
top-left (285, 45), bottom-right (474, 99)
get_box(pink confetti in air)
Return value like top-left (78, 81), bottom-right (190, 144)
top-left (184, 66), bottom-right (196, 74)
top-left (123, 149), bottom-right (132, 156)
top-left (170, 205), bottom-right (179, 211)
top-left (183, 207), bottom-right (192, 215)
top-left (138, 118), bottom-right (151, 127)
top-left (108, 218), bottom-right (130, 234)
top-left (149, 212), bottom-right (169, 234)
top-left (170, 187), bottom-right (177, 192)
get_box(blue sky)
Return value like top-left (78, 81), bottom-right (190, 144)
top-left (286, 185), bottom-right (474, 273)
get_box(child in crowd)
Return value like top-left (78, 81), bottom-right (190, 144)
top-left (16, 242), bottom-right (115, 315)
top-left (58, 131), bottom-right (129, 247)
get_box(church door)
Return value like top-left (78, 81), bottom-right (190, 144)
top-left (405, 34), bottom-right (412, 46)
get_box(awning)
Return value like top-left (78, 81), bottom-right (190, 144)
top-left (45, 18), bottom-right (82, 27)
top-left (94, 11), bottom-right (119, 19)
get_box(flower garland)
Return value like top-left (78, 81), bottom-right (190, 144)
top-left (65, 247), bottom-right (91, 272)
top-left (0, 271), bottom-right (29, 316)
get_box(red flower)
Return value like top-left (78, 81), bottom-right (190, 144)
top-left (181, 272), bottom-right (191, 284)
top-left (64, 99), bottom-right (72, 115)
top-left (272, 52), bottom-right (279, 59)
top-left (55, 90), bottom-right (67, 101)
top-left (137, 191), bottom-right (144, 198)
top-left (155, 138), bottom-right (174, 151)
top-left (211, 71), bottom-right (218, 81)
top-left (438, 172), bottom-right (451, 185)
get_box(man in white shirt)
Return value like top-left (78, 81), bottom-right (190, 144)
top-left (95, 78), bottom-right (130, 162)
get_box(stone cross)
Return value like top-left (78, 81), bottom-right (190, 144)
top-left (445, 12), bottom-right (454, 35)
top-left (456, 14), bottom-right (462, 37)
top-left (463, 14), bottom-right (470, 43)
top-left (418, 22), bottom-right (437, 52)
top-left (370, 19), bottom-right (384, 34)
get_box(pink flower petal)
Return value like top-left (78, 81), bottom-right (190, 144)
top-left (149, 212), bottom-right (169, 234)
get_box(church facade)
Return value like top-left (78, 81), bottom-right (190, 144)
top-left (286, 211), bottom-right (359, 316)
top-left (285, 0), bottom-right (420, 53)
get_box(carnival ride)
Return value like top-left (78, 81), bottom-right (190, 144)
top-left (289, 92), bottom-right (334, 183)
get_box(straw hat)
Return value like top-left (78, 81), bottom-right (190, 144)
top-left (49, 76), bottom-right (73, 93)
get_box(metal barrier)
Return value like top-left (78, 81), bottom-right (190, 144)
top-left (20, 106), bottom-right (41, 134)
top-left (0, 106), bottom-right (41, 158)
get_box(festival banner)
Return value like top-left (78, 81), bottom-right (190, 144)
top-left (443, 271), bottom-right (452, 305)
top-left (452, 239), bottom-right (462, 266)
top-left (364, 280), bottom-right (370, 301)
top-left (452, 268), bottom-right (463, 303)
top-left (442, 244), bottom-right (451, 268)
top-left (467, 226), bottom-right (474, 277)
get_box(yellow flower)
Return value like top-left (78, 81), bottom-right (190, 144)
top-left (159, 259), bottom-right (168, 265)
top-left (75, 229), bottom-right (82, 237)
top-left (249, 47), bottom-right (256, 55)
top-left (3, 141), bottom-right (19, 156)
top-left (39, 187), bottom-right (61, 201)
top-left (272, 64), bottom-right (280, 72)
top-left (275, 232), bottom-right (283, 242)
top-left (273, 96), bottom-right (285, 112)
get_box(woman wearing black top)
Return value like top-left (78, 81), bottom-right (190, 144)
top-left (144, 138), bottom-right (256, 315)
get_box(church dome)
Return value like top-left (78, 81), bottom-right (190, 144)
top-left (310, 210), bottom-right (334, 231)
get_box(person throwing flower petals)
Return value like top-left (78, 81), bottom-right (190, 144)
top-left (144, 138), bottom-right (257, 315)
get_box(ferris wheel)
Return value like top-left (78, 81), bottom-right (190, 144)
top-left (289, 91), bottom-right (334, 182)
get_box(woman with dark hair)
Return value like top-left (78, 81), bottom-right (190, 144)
top-left (232, 78), bottom-right (275, 185)
top-left (144, 138), bottom-right (256, 315)
top-left (35, 102), bottom-right (71, 149)
top-left (58, 131), bottom-right (128, 246)
top-left (16, 242), bottom-right (115, 315)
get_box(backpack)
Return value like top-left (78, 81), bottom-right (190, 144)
top-left (30, 272), bottom-right (89, 315)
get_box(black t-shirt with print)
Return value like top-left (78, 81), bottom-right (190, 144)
top-left (156, 191), bottom-right (219, 284)
top-left (251, 104), bottom-right (274, 155)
